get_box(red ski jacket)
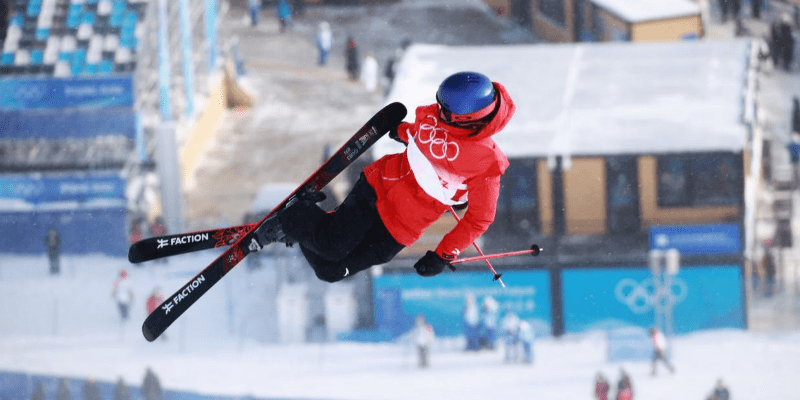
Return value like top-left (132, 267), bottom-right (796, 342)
top-left (364, 82), bottom-right (515, 258)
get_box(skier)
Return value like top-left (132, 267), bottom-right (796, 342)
top-left (649, 327), bottom-right (675, 375)
top-left (262, 71), bottom-right (515, 283)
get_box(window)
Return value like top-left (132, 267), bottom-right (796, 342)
top-left (657, 153), bottom-right (742, 207)
top-left (494, 159), bottom-right (539, 234)
top-left (606, 156), bottom-right (640, 233)
top-left (539, 0), bottom-right (566, 27)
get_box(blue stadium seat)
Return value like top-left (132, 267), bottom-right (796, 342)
top-left (30, 49), bottom-right (44, 65)
top-left (70, 47), bottom-right (86, 75)
top-left (27, 0), bottom-right (42, 17)
top-left (10, 13), bottom-right (25, 27)
top-left (83, 63), bottom-right (98, 75)
top-left (1, 53), bottom-right (14, 66)
top-left (35, 28), bottom-right (50, 41)
top-left (99, 59), bottom-right (112, 73)
top-left (108, 12), bottom-right (122, 27)
top-left (81, 11), bottom-right (96, 26)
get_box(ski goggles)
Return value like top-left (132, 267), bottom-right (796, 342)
top-left (438, 95), bottom-right (498, 128)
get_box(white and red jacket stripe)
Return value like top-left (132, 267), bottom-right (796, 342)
top-left (364, 82), bottom-right (516, 258)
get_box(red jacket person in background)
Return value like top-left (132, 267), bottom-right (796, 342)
top-left (267, 71), bottom-right (516, 282)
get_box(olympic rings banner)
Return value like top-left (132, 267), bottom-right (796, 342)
top-left (0, 76), bottom-right (133, 110)
top-left (373, 270), bottom-right (552, 337)
top-left (562, 265), bottom-right (744, 334)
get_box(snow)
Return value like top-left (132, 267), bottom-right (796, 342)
top-left (377, 40), bottom-right (750, 160)
top-left (591, 0), bottom-right (700, 23)
top-left (1, 253), bottom-right (799, 400)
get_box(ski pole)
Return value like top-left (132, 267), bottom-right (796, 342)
top-left (451, 244), bottom-right (541, 265)
top-left (448, 206), bottom-right (506, 287)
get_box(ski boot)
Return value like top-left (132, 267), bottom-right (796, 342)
top-left (249, 190), bottom-right (327, 252)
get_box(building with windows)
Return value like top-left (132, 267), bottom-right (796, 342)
top-left (373, 39), bottom-right (755, 336)
top-left (484, 0), bottom-right (702, 42)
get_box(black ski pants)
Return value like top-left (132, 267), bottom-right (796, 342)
top-left (279, 173), bottom-right (405, 282)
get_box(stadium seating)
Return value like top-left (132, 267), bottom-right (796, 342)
top-left (0, 0), bottom-right (147, 77)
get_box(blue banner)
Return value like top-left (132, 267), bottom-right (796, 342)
top-left (373, 270), bottom-right (551, 337)
top-left (0, 174), bottom-right (125, 203)
top-left (0, 76), bottom-right (133, 110)
top-left (562, 266), bottom-right (744, 334)
top-left (0, 206), bottom-right (128, 255)
top-left (0, 108), bottom-right (135, 139)
top-left (649, 223), bottom-right (741, 255)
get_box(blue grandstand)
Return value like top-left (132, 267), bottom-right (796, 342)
top-left (1, 0), bottom-right (148, 77)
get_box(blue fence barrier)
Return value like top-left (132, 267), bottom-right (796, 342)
top-left (0, 371), bottom-right (324, 400)
top-left (0, 173), bottom-right (126, 204)
top-left (0, 76), bottom-right (134, 110)
top-left (373, 270), bottom-right (552, 338)
top-left (562, 265), bottom-right (745, 334)
top-left (0, 108), bottom-right (136, 140)
top-left (0, 206), bottom-right (128, 256)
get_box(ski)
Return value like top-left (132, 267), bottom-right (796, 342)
top-left (128, 223), bottom-right (258, 263)
top-left (141, 102), bottom-right (407, 342)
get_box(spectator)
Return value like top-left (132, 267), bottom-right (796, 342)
top-left (56, 378), bottom-right (72, 400)
top-left (316, 21), bottom-right (332, 66)
top-left (719, 0), bottom-right (729, 22)
top-left (46, 226), bottom-right (61, 275)
top-left (113, 378), bottom-right (131, 400)
top-left (751, 0), bottom-right (761, 19)
top-left (463, 293), bottom-right (481, 351)
top-left (412, 314), bottom-right (434, 368)
top-left (150, 217), bottom-right (168, 264)
top-left (649, 327), bottom-right (674, 375)
top-left (772, 14), bottom-right (796, 71)
top-left (518, 320), bottom-right (534, 364)
top-left (112, 269), bottom-right (134, 323)
top-left (595, 372), bottom-right (610, 400)
top-left (710, 378), bottom-right (730, 400)
top-left (277, 0), bottom-right (291, 33)
top-left (779, 13), bottom-right (795, 71)
top-left (361, 53), bottom-right (379, 92)
top-left (730, 0), bottom-right (741, 21)
top-left (142, 368), bottom-right (164, 400)
top-left (346, 36), bottom-right (360, 81)
top-left (501, 309), bottom-right (520, 362)
top-left (248, 0), bottom-right (260, 27)
top-left (616, 369), bottom-right (633, 400)
top-left (83, 378), bottom-right (102, 400)
top-left (770, 20), bottom-right (782, 68)
top-left (31, 382), bottom-right (47, 400)
top-left (129, 221), bottom-right (142, 244)
top-left (146, 287), bottom-right (163, 315)
top-left (480, 296), bottom-right (499, 350)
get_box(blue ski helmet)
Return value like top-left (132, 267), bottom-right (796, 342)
top-left (436, 71), bottom-right (497, 124)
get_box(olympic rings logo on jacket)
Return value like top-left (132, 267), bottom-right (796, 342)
top-left (417, 117), bottom-right (459, 161)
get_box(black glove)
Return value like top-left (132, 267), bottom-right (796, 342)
top-left (414, 251), bottom-right (454, 277)
top-left (389, 124), bottom-right (406, 145)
